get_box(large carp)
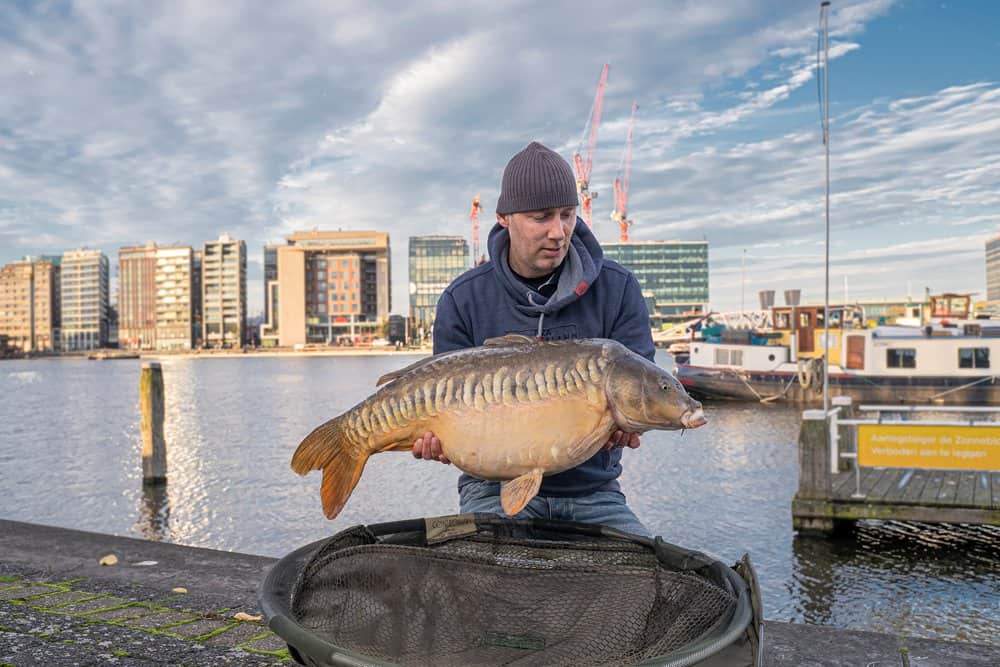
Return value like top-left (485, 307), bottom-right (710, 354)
top-left (292, 335), bottom-right (705, 519)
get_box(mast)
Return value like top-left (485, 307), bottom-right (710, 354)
top-left (820, 0), bottom-right (831, 413)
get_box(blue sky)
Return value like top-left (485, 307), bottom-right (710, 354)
top-left (1, 0), bottom-right (998, 315)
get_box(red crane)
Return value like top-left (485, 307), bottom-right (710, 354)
top-left (612, 102), bottom-right (637, 242)
top-left (469, 195), bottom-right (483, 267)
top-left (573, 64), bottom-right (609, 227)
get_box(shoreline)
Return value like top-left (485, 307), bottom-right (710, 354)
top-left (2, 346), bottom-right (432, 361)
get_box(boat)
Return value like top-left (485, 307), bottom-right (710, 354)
top-left (675, 295), bottom-right (1000, 405)
top-left (87, 351), bottom-right (141, 360)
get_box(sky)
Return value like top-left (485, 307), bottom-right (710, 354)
top-left (1, 0), bottom-right (998, 316)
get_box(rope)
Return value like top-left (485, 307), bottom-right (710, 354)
top-left (926, 373), bottom-right (1000, 401)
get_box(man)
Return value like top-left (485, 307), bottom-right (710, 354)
top-left (412, 141), bottom-right (655, 535)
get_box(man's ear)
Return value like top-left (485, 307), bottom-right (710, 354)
top-left (496, 213), bottom-right (509, 228)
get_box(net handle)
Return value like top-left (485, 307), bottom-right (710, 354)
top-left (367, 514), bottom-right (656, 545)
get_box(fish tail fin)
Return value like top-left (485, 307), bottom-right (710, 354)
top-left (292, 417), bottom-right (369, 520)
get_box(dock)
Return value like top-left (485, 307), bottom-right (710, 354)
top-left (793, 401), bottom-right (1000, 533)
top-left (2, 519), bottom-right (999, 666)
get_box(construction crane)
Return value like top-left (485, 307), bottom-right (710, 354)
top-left (469, 195), bottom-right (483, 267)
top-left (612, 102), bottom-right (638, 242)
top-left (573, 64), bottom-right (609, 227)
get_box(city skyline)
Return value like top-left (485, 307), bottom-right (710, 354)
top-left (2, 1), bottom-right (999, 315)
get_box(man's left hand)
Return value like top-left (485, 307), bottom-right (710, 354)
top-left (602, 430), bottom-right (640, 450)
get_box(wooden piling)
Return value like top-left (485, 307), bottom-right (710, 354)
top-left (792, 409), bottom-right (834, 534)
top-left (140, 362), bottom-right (167, 485)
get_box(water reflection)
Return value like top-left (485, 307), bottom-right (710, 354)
top-left (136, 483), bottom-right (170, 542)
top-left (791, 521), bottom-right (1000, 644)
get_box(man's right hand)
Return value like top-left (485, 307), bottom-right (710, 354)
top-left (412, 431), bottom-right (451, 464)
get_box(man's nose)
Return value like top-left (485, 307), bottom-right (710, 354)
top-left (546, 219), bottom-right (567, 240)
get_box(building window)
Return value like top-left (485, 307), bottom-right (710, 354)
top-left (886, 348), bottom-right (916, 369)
top-left (958, 348), bottom-right (989, 369)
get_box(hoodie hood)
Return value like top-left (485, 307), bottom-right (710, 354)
top-left (488, 217), bottom-right (604, 318)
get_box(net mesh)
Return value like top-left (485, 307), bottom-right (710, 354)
top-left (289, 524), bottom-right (737, 666)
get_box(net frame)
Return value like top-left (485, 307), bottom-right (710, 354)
top-left (261, 515), bottom-right (756, 667)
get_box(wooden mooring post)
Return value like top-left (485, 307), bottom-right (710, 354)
top-left (140, 362), bottom-right (167, 485)
top-left (792, 410), bottom-right (835, 534)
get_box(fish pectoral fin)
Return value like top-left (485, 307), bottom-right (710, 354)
top-left (500, 468), bottom-right (544, 516)
top-left (565, 416), bottom-right (616, 460)
top-left (483, 334), bottom-right (536, 347)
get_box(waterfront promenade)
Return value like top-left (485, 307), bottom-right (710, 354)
top-left (1, 519), bottom-right (998, 666)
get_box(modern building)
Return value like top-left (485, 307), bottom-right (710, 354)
top-left (202, 234), bottom-right (247, 347)
top-left (262, 245), bottom-right (278, 345)
top-left (408, 236), bottom-right (469, 342)
top-left (987, 232), bottom-right (1000, 302)
top-left (192, 250), bottom-right (203, 348)
top-left (263, 230), bottom-right (391, 347)
top-left (22, 254), bottom-right (62, 349)
top-left (0, 259), bottom-right (58, 353)
top-left (59, 249), bottom-right (109, 351)
top-left (154, 246), bottom-right (196, 350)
top-left (602, 240), bottom-right (709, 323)
top-left (118, 243), bottom-right (158, 349)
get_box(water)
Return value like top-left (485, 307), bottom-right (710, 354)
top-left (1, 353), bottom-right (997, 644)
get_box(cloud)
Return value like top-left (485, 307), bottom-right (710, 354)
top-left (6, 0), bottom-right (992, 323)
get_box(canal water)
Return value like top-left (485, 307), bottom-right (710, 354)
top-left (1, 353), bottom-right (997, 644)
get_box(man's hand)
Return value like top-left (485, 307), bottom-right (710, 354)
top-left (602, 430), bottom-right (640, 451)
top-left (412, 431), bottom-right (451, 464)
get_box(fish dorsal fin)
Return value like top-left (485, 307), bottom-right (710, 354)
top-left (375, 347), bottom-right (469, 387)
top-left (483, 334), bottom-right (536, 348)
top-left (375, 355), bottom-right (439, 387)
top-left (500, 468), bottom-right (544, 516)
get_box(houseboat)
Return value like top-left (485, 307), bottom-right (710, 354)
top-left (675, 296), bottom-right (1000, 405)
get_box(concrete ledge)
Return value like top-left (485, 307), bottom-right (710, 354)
top-left (2, 519), bottom-right (999, 666)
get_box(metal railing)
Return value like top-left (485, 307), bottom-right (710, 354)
top-left (824, 400), bottom-right (1000, 499)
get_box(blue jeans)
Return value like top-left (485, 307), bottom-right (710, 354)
top-left (458, 480), bottom-right (650, 536)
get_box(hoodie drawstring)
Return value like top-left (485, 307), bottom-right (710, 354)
top-left (536, 313), bottom-right (544, 340)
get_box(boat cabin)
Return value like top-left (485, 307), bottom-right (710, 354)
top-left (769, 305), bottom-right (864, 364)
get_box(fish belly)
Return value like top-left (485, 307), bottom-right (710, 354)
top-left (429, 397), bottom-right (610, 480)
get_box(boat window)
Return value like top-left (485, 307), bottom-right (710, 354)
top-left (730, 349), bottom-right (743, 366)
top-left (774, 312), bottom-right (790, 329)
top-left (958, 348), bottom-right (990, 369)
top-left (714, 348), bottom-right (729, 365)
top-left (886, 348), bottom-right (916, 369)
top-left (799, 312), bottom-right (811, 327)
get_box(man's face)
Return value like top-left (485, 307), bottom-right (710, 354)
top-left (498, 206), bottom-right (577, 278)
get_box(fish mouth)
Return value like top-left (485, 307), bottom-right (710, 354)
top-left (680, 407), bottom-right (707, 429)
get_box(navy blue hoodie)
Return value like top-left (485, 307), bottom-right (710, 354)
top-left (432, 218), bottom-right (655, 497)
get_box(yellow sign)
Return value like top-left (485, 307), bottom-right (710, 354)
top-left (857, 424), bottom-right (1000, 470)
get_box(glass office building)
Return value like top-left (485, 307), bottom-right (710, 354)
top-left (987, 232), bottom-right (1000, 302)
top-left (409, 236), bottom-right (470, 342)
top-left (602, 241), bottom-right (709, 323)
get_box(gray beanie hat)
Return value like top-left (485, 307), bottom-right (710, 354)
top-left (496, 141), bottom-right (579, 215)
